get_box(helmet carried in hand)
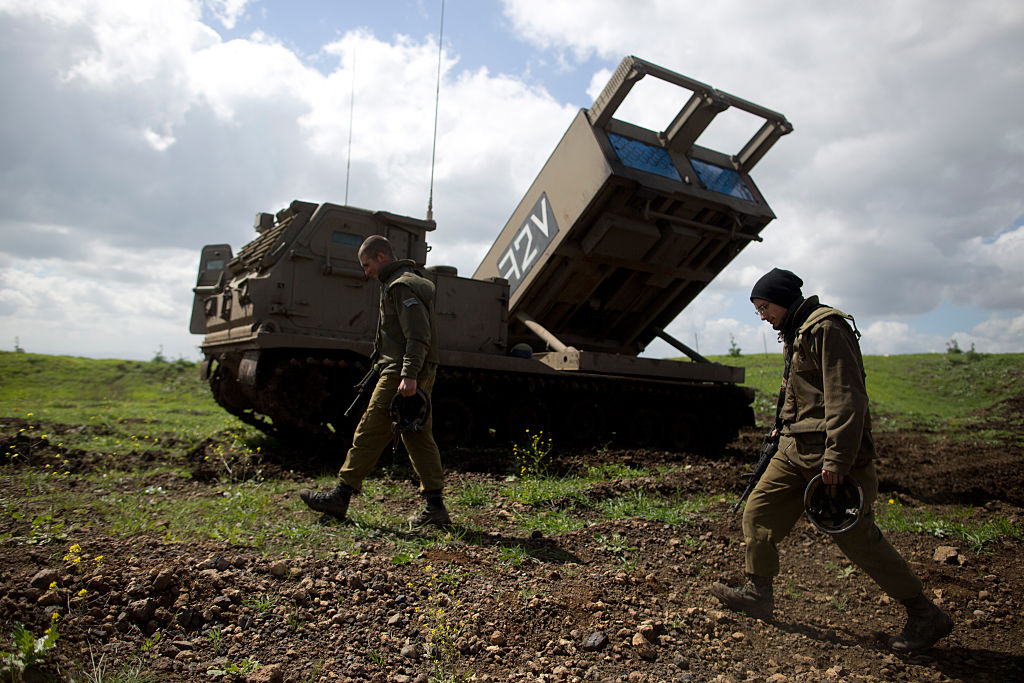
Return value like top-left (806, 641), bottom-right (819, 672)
top-left (803, 473), bottom-right (866, 534)
top-left (389, 388), bottom-right (431, 433)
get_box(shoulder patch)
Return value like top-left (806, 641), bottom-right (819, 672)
top-left (402, 297), bottom-right (419, 308)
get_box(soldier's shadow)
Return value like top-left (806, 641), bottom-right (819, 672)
top-left (769, 617), bottom-right (870, 648)
top-left (770, 618), bottom-right (1023, 681)
top-left (336, 519), bottom-right (581, 565)
top-left (452, 525), bottom-right (582, 564)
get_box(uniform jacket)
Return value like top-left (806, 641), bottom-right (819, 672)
top-left (779, 296), bottom-right (875, 474)
top-left (375, 259), bottom-right (439, 378)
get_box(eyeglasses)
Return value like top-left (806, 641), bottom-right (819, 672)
top-left (754, 302), bottom-right (770, 317)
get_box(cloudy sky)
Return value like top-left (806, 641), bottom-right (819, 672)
top-left (1, 0), bottom-right (1022, 362)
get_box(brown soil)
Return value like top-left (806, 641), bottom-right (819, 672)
top-left (1, 408), bottom-right (1022, 682)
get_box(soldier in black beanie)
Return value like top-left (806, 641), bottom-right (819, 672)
top-left (749, 267), bottom-right (803, 309)
top-left (711, 268), bottom-right (953, 652)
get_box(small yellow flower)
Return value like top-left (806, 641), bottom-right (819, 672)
top-left (49, 581), bottom-right (57, 590)
top-left (78, 588), bottom-right (88, 597)
top-left (888, 498), bottom-right (895, 505)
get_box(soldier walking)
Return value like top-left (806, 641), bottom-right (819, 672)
top-left (300, 235), bottom-right (450, 526)
top-left (711, 268), bottom-right (952, 652)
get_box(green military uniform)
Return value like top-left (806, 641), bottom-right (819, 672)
top-left (337, 259), bottom-right (444, 492)
top-left (742, 295), bottom-right (923, 600)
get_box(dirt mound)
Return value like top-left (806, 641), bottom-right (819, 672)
top-left (876, 431), bottom-right (1024, 507)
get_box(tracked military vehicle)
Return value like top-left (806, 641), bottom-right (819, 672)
top-left (189, 56), bottom-right (792, 453)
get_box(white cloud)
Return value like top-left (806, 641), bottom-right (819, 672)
top-left (143, 127), bottom-right (177, 151)
top-left (205, 0), bottom-right (250, 30)
top-left (958, 313), bottom-right (1024, 354)
top-left (1, 243), bottom-right (200, 359)
top-left (56, 1), bottom-right (220, 89)
top-left (503, 0), bottom-right (1024, 355)
top-left (0, 1), bottom-right (579, 359)
top-left (857, 321), bottom-right (940, 356)
top-left (0, 0), bottom-right (1022, 362)
top-left (962, 227), bottom-right (1024, 310)
top-left (188, 35), bottom-right (315, 121)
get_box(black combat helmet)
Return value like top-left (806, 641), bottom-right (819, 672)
top-left (803, 473), bottom-right (866, 534)
top-left (389, 388), bottom-right (431, 433)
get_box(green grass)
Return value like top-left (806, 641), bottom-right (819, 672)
top-left (515, 508), bottom-right (587, 535)
top-left (0, 351), bottom-right (262, 463)
top-left (0, 352), bottom-right (218, 422)
top-left (594, 489), bottom-right (716, 525)
top-left (502, 476), bottom-right (590, 507)
top-left (705, 352), bottom-right (1024, 429)
top-left (877, 497), bottom-right (1023, 553)
top-left (501, 462), bottom-right (656, 508)
top-left (6, 350), bottom-right (1021, 433)
top-left (496, 545), bottom-right (530, 567)
top-left (452, 481), bottom-right (492, 507)
top-left (593, 532), bottom-right (638, 556)
top-left (2, 350), bottom-right (1022, 563)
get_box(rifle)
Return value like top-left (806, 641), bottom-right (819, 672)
top-left (731, 424), bottom-right (780, 514)
top-left (345, 298), bottom-right (383, 420)
top-left (344, 366), bottom-right (381, 419)
top-left (733, 338), bottom-right (794, 514)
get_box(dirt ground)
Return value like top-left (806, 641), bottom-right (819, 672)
top-left (1, 402), bottom-right (1022, 682)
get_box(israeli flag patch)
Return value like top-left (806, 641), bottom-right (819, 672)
top-left (402, 297), bottom-right (419, 308)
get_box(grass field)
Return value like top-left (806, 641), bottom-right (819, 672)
top-left (703, 350), bottom-right (1024, 429)
top-left (1, 349), bottom-right (1021, 561)
top-left (0, 352), bottom-right (242, 458)
top-left (2, 349), bottom-right (1022, 452)
top-left (4, 350), bottom-right (1019, 430)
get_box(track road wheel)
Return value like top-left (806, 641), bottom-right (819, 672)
top-left (560, 400), bottom-right (606, 445)
top-left (432, 396), bottom-right (475, 447)
top-left (626, 406), bottom-right (662, 449)
top-left (666, 413), bottom-right (697, 453)
top-left (505, 398), bottom-right (549, 443)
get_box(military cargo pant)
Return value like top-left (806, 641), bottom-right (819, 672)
top-left (742, 442), bottom-right (923, 600)
top-left (337, 369), bottom-right (444, 493)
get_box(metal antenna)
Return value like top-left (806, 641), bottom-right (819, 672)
top-left (426, 0), bottom-right (444, 221)
top-left (344, 50), bottom-right (356, 205)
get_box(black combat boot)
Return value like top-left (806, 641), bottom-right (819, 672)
top-left (408, 489), bottom-right (451, 526)
top-left (889, 593), bottom-right (953, 652)
top-left (299, 481), bottom-right (355, 521)
top-left (710, 574), bottom-right (774, 621)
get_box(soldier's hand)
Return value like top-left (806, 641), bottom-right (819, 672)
top-left (398, 377), bottom-right (417, 397)
top-left (821, 469), bottom-right (845, 485)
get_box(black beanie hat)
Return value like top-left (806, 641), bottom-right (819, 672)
top-left (750, 268), bottom-right (803, 308)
